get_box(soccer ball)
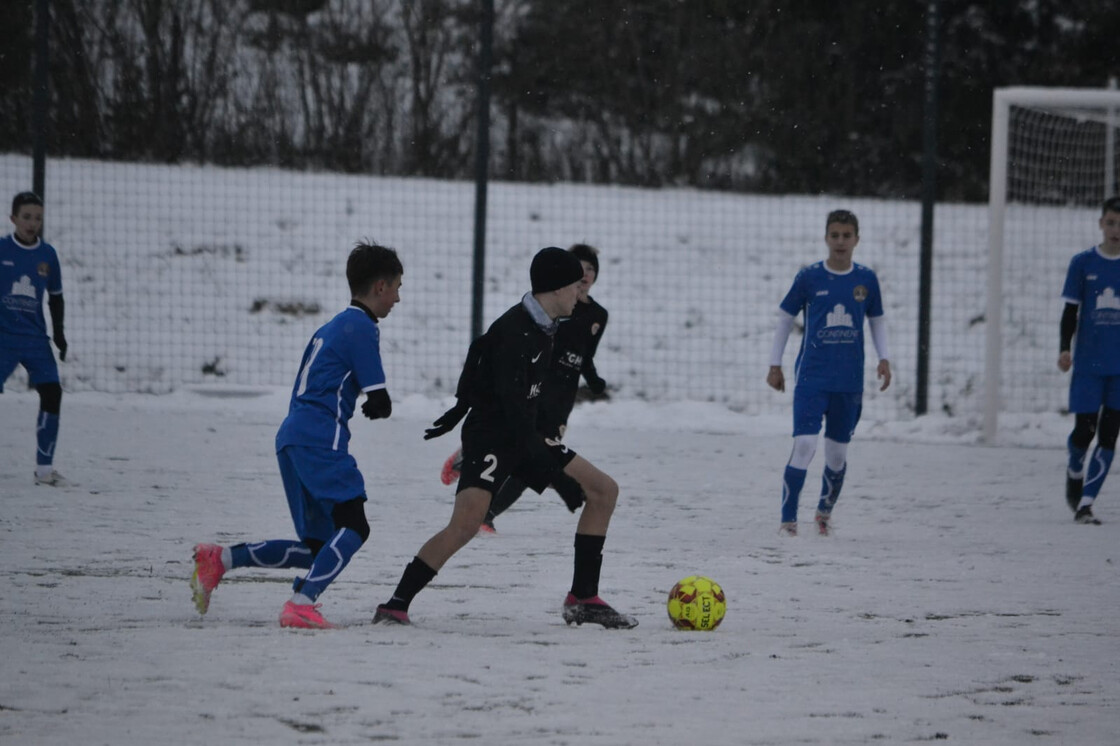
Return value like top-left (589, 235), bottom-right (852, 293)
top-left (666, 575), bottom-right (726, 631)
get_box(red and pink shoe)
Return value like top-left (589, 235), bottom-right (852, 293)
top-left (440, 449), bottom-right (463, 486)
top-left (279, 600), bottom-right (336, 629)
top-left (190, 543), bottom-right (226, 615)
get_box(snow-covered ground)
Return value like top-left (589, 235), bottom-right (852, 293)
top-left (1, 389), bottom-right (1116, 745)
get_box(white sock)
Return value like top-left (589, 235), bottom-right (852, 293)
top-left (35, 465), bottom-right (53, 478)
top-left (221, 547), bottom-right (233, 571)
top-left (290, 593), bottom-right (315, 606)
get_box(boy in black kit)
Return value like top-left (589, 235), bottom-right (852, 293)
top-left (374, 247), bottom-right (636, 629)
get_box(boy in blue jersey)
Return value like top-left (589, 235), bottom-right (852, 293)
top-left (1, 192), bottom-right (70, 486)
top-left (1058, 196), bottom-right (1120, 525)
top-left (374, 247), bottom-right (636, 628)
top-left (767, 210), bottom-right (891, 536)
top-left (191, 242), bottom-right (402, 628)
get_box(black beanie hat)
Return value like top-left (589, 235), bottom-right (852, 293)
top-left (531, 246), bottom-right (585, 293)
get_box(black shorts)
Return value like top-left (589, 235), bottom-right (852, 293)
top-left (457, 430), bottom-right (577, 494)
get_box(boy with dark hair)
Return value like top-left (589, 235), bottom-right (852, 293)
top-left (191, 242), bottom-right (402, 628)
top-left (1, 191), bottom-right (70, 486)
top-left (1058, 196), bottom-right (1120, 525)
top-left (767, 210), bottom-right (891, 536)
top-left (375, 246), bottom-right (636, 629)
top-left (441, 243), bottom-right (611, 533)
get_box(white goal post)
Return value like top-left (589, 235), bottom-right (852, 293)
top-left (984, 86), bottom-right (1120, 443)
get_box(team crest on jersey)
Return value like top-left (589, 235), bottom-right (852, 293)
top-left (591, 322), bottom-right (601, 336)
top-left (853, 285), bottom-right (868, 301)
top-left (37, 262), bottom-right (50, 278)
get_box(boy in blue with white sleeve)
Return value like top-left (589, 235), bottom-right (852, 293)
top-left (191, 242), bottom-right (402, 628)
top-left (766, 210), bottom-right (891, 536)
top-left (1058, 196), bottom-right (1120, 525)
top-left (1, 191), bottom-right (70, 486)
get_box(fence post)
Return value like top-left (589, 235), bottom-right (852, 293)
top-left (471, 0), bottom-right (494, 341)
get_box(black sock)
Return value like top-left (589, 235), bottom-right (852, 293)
top-left (570, 533), bottom-right (606, 599)
top-left (383, 557), bottom-right (437, 611)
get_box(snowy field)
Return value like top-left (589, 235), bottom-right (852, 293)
top-left (2, 388), bottom-right (1117, 745)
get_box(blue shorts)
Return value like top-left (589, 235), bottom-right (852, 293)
top-left (792, 388), bottom-right (863, 442)
top-left (0, 338), bottom-right (59, 393)
top-left (276, 446), bottom-right (366, 544)
top-left (1069, 371), bottom-right (1120, 414)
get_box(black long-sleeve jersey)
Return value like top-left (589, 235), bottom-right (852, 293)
top-left (455, 300), bottom-right (558, 491)
top-left (538, 297), bottom-right (609, 435)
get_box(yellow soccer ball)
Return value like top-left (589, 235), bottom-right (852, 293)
top-left (666, 575), bottom-right (726, 631)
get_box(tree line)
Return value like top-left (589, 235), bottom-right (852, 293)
top-left (1, 0), bottom-right (1116, 200)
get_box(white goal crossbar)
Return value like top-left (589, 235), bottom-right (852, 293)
top-left (985, 86), bottom-right (1120, 442)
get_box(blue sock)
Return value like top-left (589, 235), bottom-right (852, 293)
top-left (292, 528), bottom-right (364, 602)
top-left (1067, 435), bottom-right (1088, 477)
top-left (1081, 447), bottom-right (1114, 501)
top-left (817, 465), bottom-right (846, 514)
top-left (36, 411), bottom-right (59, 466)
top-left (231, 541), bottom-right (314, 570)
top-left (782, 466), bottom-right (807, 523)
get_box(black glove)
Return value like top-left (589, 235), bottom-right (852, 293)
top-left (424, 400), bottom-right (469, 439)
top-left (551, 471), bottom-right (586, 512)
top-left (362, 389), bottom-right (392, 420)
top-left (586, 375), bottom-right (606, 396)
top-left (53, 327), bottom-right (67, 362)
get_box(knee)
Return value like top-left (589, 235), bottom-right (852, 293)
top-left (1071, 413), bottom-right (1098, 449)
top-left (1097, 409), bottom-right (1120, 450)
top-left (585, 473), bottom-right (619, 510)
top-left (332, 498), bottom-right (370, 543)
top-left (789, 435), bottom-right (818, 470)
top-left (37, 382), bottom-right (62, 414)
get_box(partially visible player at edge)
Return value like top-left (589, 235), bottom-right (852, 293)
top-left (0, 191), bottom-right (70, 486)
top-left (375, 246), bottom-right (636, 628)
top-left (191, 242), bottom-right (402, 628)
top-left (1058, 195), bottom-right (1120, 525)
top-left (767, 209), bottom-right (891, 536)
top-left (440, 243), bottom-right (610, 534)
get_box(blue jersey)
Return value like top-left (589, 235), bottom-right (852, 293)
top-left (1062, 246), bottom-right (1120, 376)
top-left (779, 261), bottom-right (884, 393)
top-left (0, 233), bottom-right (63, 344)
top-left (275, 306), bottom-right (387, 453)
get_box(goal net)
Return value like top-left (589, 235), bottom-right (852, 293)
top-left (984, 86), bottom-right (1120, 441)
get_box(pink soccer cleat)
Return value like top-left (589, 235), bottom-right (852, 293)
top-left (440, 449), bottom-right (463, 486)
top-left (279, 600), bottom-right (336, 629)
top-left (190, 543), bottom-right (226, 615)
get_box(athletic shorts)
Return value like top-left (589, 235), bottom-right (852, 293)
top-left (0, 338), bottom-right (59, 393)
top-left (276, 445), bottom-right (366, 544)
top-left (456, 429), bottom-right (577, 495)
top-left (792, 388), bottom-right (863, 442)
top-left (1069, 370), bottom-right (1120, 414)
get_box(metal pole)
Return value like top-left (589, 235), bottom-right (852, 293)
top-left (1106, 77), bottom-right (1117, 199)
top-left (470, 0), bottom-right (494, 341)
top-left (32, 0), bottom-right (50, 211)
top-left (916, 0), bottom-right (939, 416)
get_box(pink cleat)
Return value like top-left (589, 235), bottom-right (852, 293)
top-left (279, 600), bottom-right (336, 629)
top-left (440, 449), bottom-right (462, 486)
top-left (191, 543), bottom-right (226, 615)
